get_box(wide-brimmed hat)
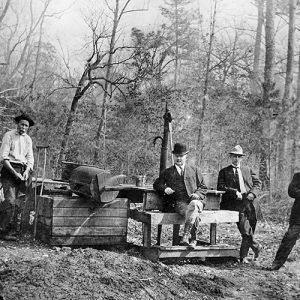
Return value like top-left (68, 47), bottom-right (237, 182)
top-left (14, 113), bottom-right (35, 127)
top-left (229, 145), bottom-right (245, 156)
top-left (172, 143), bottom-right (189, 155)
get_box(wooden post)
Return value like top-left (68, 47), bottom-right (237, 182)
top-left (210, 223), bottom-right (217, 245)
top-left (172, 224), bottom-right (180, 246)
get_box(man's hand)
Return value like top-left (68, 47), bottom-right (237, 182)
top-left (246, 193), bottom-right (255, 201)
top-left (164, 187), bottom-right (175, 195)
top-left (236, 191), bottom-right (243, 200)
top-left (190, 193), bottom-right (200, 200)
top-left (22, 169), bottom-right (30, 181)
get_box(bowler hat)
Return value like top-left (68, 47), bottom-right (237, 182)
top-left (172, 143), bottom-right (189, 155)
top-left (14, 113), bottom-right (35, 127)
top-left (229, 145), bottom-right (245, 156)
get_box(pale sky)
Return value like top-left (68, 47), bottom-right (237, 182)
top-left (44, 0), bottom-right (257, 68)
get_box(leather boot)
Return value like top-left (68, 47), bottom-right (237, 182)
top-left (181, 222), bottom-right (193, 246)
top-left (188, 224), bottom-right (197, 249)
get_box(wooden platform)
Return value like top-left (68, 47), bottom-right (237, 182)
top-left (143, 245), bottom-right (239, 262)
top-left (36, 195), bottom-right (129, 246)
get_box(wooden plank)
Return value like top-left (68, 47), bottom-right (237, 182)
top-left (210, 223), bottom-right (217, 245)
top-left (205, 193), bottom-right (222, 210)
top-left (141, 210), bottom-right (239, 226)
top-left (49, 235), bottom-right (127, 246)
top-left (51, 226), bottom-right (127, 236)
top-left (130, 209), bottom-right (152, 224)
top-left (158, 244), bottom-right (236, 250)
top-left (143, 246), bottom-right (239, 261)
top-left (172, 224), bottom-right (181, 246)
top-left (143, 223), bottom-right (152, 247)
top-left (52, 196), bottom-right (128, 209)
top-left (53, 207), bottom-right (128, 217)
top-left (37, 196), bottom-right (53, 217)
top-left (38, 216), bottom-right (52, 227)
top-left (33, 177), bottom-right (70, 185)
top-left (52, 216), bottom-right (128, 227)
top-left (36, 222), bottom-right (51, 243)
top-left (144, 192), bottom-right (164, 211)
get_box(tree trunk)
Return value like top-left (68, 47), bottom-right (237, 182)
top-left (196, 0), bottom-right (217, 165)
top-left (290, 50), bottom-right (300, 176)
top-left (277, 0), bottom-right (296, 189)
top-left (250, 0), bottom-right (264, 95)
top-left (55, 70), bottom-right (91, 176)
top-left (93, 0), bottom-right (120, 165)
top-left (260, 0), bottom-right (275, 190)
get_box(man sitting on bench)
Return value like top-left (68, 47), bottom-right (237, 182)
top-left (153, 142), bottom-right (207, 248)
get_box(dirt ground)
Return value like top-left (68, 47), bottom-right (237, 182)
top-left (0, 220), bottom-right (299, 300)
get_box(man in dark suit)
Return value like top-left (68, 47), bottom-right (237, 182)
top-left (153, 143), bottom-right (207, 247)
top-left (270, 173), bottom-right (300, 270)
top-left (217, 145), bottom-right (262, 263)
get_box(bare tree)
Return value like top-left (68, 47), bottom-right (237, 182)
top-left (276, 0), bottom-right (296, 189)
top-left (56, 0), bottom-right (147, 174)
top-left (260, 0), bottom-right (276, 190)
top-left (250, 0), bottom-right (264, 95)
top-left (195, 0), bottom-right (217, 164)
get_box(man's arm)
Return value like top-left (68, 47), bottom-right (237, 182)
top-left (153, 169), bottom-right (174, 195)
top-left (193, 168), bottom-right (207, 200)
top-left (2, 160), bottom-right (24, 180)
top-left (248, 168), bottom-right (262, 198)
top-left (23, 137), bottom-right (34, 180)
top-left (288, 173), bottom-right (300, 199)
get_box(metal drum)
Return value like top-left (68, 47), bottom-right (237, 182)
top-left (69, 166), bottom-right (126, 203)
top-left (69, 166), bottom-right (110, 201)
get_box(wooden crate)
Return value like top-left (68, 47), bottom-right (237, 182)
top-left (143, 190), bottom-right (223, 211)
top-left (36, 195), bottom-right (129, 246)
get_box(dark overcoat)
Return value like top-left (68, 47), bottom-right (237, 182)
top-left (217, 165), bottom-right (262, 218)
top-left (287, 172), bottom-right (300, 225)
top-left (153, 164), bottom-right (207, 211)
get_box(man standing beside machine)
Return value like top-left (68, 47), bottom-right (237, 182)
top-left (217, 145), bottom-right (262, 263)
top-left (0, 113), bottom-right (35, 241)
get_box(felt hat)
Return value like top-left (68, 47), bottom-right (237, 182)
top-left (14, 113), bottom-right (35, 127)
top-left (229, 145), bottom-right (245, 156)
top-left (172, 143), bottom-right (189, 155)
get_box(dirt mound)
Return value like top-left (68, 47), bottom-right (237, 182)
top-left (0, 245), bottom-right (235, 300)
top-left (0, 221), bottom-right (299, 300)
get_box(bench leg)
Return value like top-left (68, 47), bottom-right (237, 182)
top-left (210, 223), bottom-right (217, 245)
top-left (172, 224), bottom-right (180, 246)
top-left (156, 225), bottom-right (162, 246)
top-left (143, 222), bottom-right (152, 247)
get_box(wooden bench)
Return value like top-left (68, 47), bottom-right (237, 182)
top-left (129, 189), bottom-right (239, 248)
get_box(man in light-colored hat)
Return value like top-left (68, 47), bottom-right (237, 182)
top-left (0, 113), bottom-right (35, 241)
top-left (153, 142), bottom-right (207, 248)
top-left (217, 145), bottom-right (262, 263)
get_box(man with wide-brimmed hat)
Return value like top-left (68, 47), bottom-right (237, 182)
top-left (0, 113), bottom-right (35, 241)
top-left (153, 142), bottom-right (207, 247)
top-left (217, 145), bottom-right (262, 263)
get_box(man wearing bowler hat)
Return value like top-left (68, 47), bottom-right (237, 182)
top-left (153, 142), bottom-right (207, 248)
top-left (217, 145), bottom-right (262, 263)
top-left (0, 113), bottom-right (35, 241)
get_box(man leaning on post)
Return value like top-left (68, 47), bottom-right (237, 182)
top-left (0, 113), bottom-right (35, 241)
top-left (217, 145), bottom-right (262, 263)
top-left (153, 142), bottom-right (207, 248)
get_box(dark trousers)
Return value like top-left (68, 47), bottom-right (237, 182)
top-left (237, 209), bottom-right (260, 259)
top-left (273, 224), bottom-right (300, 267)
top-left (0, 164), bottom-right (30, 235)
